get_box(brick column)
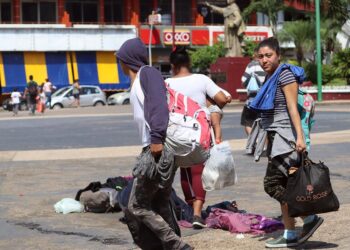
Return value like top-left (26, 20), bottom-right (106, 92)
top-left (130, 0), bottom-right (140, 26)
top-left (123, 0), bottom-right (132, 23)
top-left (99, 0), bottom-right (105, 24)
top-left (58, 0), bottom-right (65, 23)
top-left (153, 0), bottom-right (158, 11)
top-left (13, 0), bottom-right (20, 23)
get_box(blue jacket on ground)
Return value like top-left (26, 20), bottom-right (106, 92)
top-left (249, 64), bottom-right (305, 111)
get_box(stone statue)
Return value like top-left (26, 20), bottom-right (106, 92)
top-left (206, 0), bottom-right (246, 57)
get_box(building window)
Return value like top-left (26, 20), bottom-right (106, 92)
top-left (22, 1), bottom-right (57, 23)
top-left (40, 1), bottom-right (56, 22)
top-left (22, 2), bottom-right (37, 23)
top-left (140, 0), bottom-right (153, 24)
top-left (66, 0), bottom-right (98, 23)
top-left (158, 1), bottom-right (192, 25)
top-left (159, 0), bottom-right (171, 25)
top-left (176, 1), bottom-right (191, 24)
top-left (104, 0), bottom-right (123, 24)
top-left (0, 1), bottom-right (11, 23)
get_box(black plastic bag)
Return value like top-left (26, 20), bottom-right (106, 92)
top-left (286, 153), bottom-right (340, 217)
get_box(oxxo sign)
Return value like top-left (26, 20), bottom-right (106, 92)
top-left (163, 29), bottom-right (191, 45)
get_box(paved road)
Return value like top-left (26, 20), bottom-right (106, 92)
top-left (0, 103), bottom-right (350, 249)
top-left (0, 105), bottom-right (349, 151)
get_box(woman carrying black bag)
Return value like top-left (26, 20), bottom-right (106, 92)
top-left (251, 38), bottom-right (323, 248)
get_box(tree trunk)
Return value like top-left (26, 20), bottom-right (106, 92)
top-left (296, 47), bottom-right (304, 66)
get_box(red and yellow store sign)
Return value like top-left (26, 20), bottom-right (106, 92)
top-left (163, 29), bottom-right (191, 45)
top-left (140, 25), bottom-right (272, 47)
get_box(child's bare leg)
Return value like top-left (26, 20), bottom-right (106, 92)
top-left (211, 112), bottom-right (222, 144)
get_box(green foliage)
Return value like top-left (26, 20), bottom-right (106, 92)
top-left (277, 21), bottom-right (315, 65)
top-left (327, 78), bottom-right (348, 86)
top-left (332, 49), bottom-right (350, 85)
top-left (322, 0), bottom-right (349, 25)
top-left (242, 39), bottom-right (257, 58)
top-left (288, 0), bottom-right (349, 54)
top-left (286, 59), bottom-right (299, 66)
top-left (303, 63), bottom-right (339, 85)
top-left (322, 64), bottom-right (338, 85)
top-left (303, 63), bottom-right (317, 84)
top-left (242, 0), bottom-right (286, 35)
top-left (189, 42), bottom-right (225, 74)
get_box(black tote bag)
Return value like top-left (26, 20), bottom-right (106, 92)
top-left (286, 153), bottom-right (340, 217)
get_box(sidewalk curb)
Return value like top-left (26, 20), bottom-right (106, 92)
top-left (1, 129), bottom-right (350, 162)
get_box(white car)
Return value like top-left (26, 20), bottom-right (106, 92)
top-left (107, 89), bottom-right (130, 105)
top-left (51, 85), bottom-right (106, 109)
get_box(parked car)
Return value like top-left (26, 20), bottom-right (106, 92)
top-left (107, 89), bottom-right (130, 105)
top-left (51, 85), bottom-right (106, 109)
top-left (2, 97), bottom-right (28, 111)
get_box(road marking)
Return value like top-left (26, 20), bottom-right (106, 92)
top-left (1, 129), bottom-right (350, 162)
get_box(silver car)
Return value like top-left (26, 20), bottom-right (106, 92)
top-left (107, 89), bottom-right (130, 105)
top-left (51, 85), bottom-right (106, 109)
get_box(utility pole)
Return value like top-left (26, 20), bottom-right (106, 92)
top-left (148, 11), bottom-right (161, 66)
top-left (149, 22), bottom-right (153, 66)
top-left (315, 0), bottom-right (323, 101)
top-left (172, 0), bottom-right (175, 50)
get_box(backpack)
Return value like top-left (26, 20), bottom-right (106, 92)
top-left (297, 89), bottom-right (315, 151)
top-left (28, 82), bottom-right (38, 96)
top-left (165, 85), bottom-right (212, 167)
top-left (135, 66), bottom-right (212, 167)
top-left (75, 177), bottom-right (129, 213)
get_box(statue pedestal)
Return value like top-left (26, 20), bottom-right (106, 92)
top-left (210, 57), bottom-right (250, 99)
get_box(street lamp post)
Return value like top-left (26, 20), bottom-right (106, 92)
top-left (149, 22), bottom-right (153, 66)
top-left (315, 0), bottom-right (323, 101)
top-left (172, 0), bottom-right (175, 50)
top-left (148, 12), bottom-right (161, 66)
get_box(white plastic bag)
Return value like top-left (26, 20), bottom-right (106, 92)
top-left (54, 198), bottom-right (84, 214)
top-left (202, 141), bottom-right (237, 191)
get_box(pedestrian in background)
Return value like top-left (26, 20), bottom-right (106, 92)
top-left (25, 75), bottom-right (38, 115)
top-left (72, 79), bottom-right (80, 107)
top-left (166, 46), bottom-right (230, 229)
top-left (117, 38), bottom-right (193, 250)
top-left (254, 37), bottom-right (323, 248)
top-left (10, 88), bottom-right (21, 116)
top-left (43, 78), bottom-right (53, 108)
top-left (37, 87), bottom-right (46, 114)
top-left (240, 48), bottom-right (266, 135)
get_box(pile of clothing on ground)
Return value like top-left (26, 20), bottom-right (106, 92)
top-left (54, 176), bottom-right (284, 235)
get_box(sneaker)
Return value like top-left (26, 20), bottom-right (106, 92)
top-left (299, 215), bottom-right (324, 244)
top-left (265, 236), bottom-right (299, 248)
top-left (192, 215), bottom-right (207, 229)
top-left (181, 243), bottom-right (194, 250)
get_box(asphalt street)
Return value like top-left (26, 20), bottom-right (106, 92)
top-left (0, 104), bottom-right (350, 249)
top-left (0, 105), bottom-right (349, 151)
